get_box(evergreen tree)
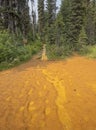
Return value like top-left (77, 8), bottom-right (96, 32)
top-left (38, 0), bottom-right (45, 41)
top-left (0, 0), bottom-right (31, 36)
top-left (31, 0), bottom-right (36, 40)
top-left (46, 0), bottom-right (56, 25)
top-left (55, 12), bottom-right (65, 46)
top-left (60, 0), bottom-right (71, 43)
top-left (78, 26), bottom-right (88, 50)
top-left (46, 0), bottom-right (57, 44)
top-left (86, 0), bottom-right (96, 44)
top-left (68, 0), bottom-right (86, 50)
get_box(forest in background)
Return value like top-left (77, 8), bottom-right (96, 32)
top-left (0, 0), bottom-right (96, 70)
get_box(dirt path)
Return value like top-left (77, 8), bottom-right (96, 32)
top-left (41, 44), bottom-right (48, 61)
top-left (0, 56), bottom-right (96, 130)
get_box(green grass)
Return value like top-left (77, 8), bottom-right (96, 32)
top-left (86, 45), bottom-right (96, 59)
top-left (78, 45), bottom-right (96, 59)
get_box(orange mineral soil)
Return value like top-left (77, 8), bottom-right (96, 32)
top-left (0, 56), bottom-right (96, 130)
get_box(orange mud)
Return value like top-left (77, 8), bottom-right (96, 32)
top-left (0, 56), bottom-right (96, 130)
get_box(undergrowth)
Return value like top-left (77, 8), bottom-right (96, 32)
top-left (78, 45), bottom-right (96, 59)
top-left (46, 44), bottom-right (72, 60)
top-left (0, 30), bottom-right (42, 71)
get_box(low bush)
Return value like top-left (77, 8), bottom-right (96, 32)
top-left (78, 45), bottom-right (96, 59)
top-left (46, 44), bottom-right (72, 60)
top-left (77, 45), bottom-right (89, 55)
top-left (0, 30), bottom-right (42, 70)
top-left (86, 45), bottom-right (96, 58)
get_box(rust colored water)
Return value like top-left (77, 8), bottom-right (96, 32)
top-left (0, 56), bottom-right (96, 130)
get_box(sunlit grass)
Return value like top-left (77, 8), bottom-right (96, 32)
top-left (86, 45), bottom-right (96, 58)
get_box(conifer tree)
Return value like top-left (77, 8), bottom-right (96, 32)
top-left (78, 26), bottom-right (88, 50)
top-left (38, 0), bottom-right (45, 41)
top-left (0, 0), bottom-right (31, 36)
top-left (60, 0), bottom-right (71, 42)
top-left (46, 0), bottom-right (57, 44)
top-left (68, 0), bottom-right (86, 49)
top-left (86, 0), bottom-right (96, 44)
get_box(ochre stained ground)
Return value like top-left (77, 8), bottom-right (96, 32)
top-left (0, 56), bottom-right (96, 130)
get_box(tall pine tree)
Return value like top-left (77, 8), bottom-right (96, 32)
top-left (38, 0), bottom-right (45, 41)
top-left (68, 0), bottom-right (86, 50)
top-left (46, 0), bottom-right (56, 44)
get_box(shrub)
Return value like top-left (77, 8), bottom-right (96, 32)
top-left (78, 45), bottom-right (96, 59)
top-left (86, 45), bottom-right (96, 58)
top-left (0, 30), bottom-right (42, 70)
top-left (46, 44), bottom-right (72, 60)
top-left (77, 26), bottom-right (88, 51)
top-left (0, 30), bottom-right (17, 63)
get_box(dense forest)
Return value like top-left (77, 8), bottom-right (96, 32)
top-left (0, 0), bottom-right (96, 70)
